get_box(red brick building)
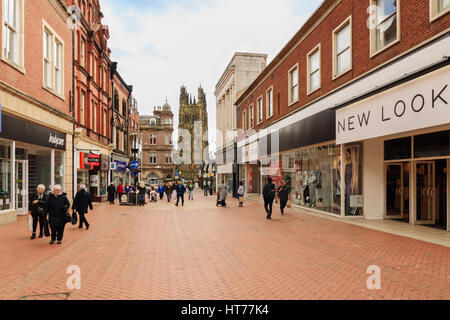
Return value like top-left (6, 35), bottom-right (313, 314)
top-left (237, 0), bottom-right (450, 230)
top-left (0, 0), bottom-right (73, 225)
top-left (68, 0), bottom-right (113, 201)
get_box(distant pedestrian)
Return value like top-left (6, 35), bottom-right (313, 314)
top-left (175, 181), bottom-right (186, 207)
top-left (165, 183), bottom-right (173, 202)
top-left (237, 182), bottom-right (245, 208)
top-left (29, 184), bottom-right (49, 240)
top-left (107, 182), bottom-right (116, 205)
top-left (203, 180), bottom-right (208, 196)
top-left (277, 180), bottom-right (289, 215)
top-left (125, 183), bottom-right (133, 194)
top-left (217, 184), bottom-right (227, 207)
top-left (263, 177), bottom-right (276, 220)
top-left (72, 184), bottom-right (93, 230)
top-left (137, 183), bottom-right (146, 206)
top-left (187, 181), bottom-right (194, 200)
top-left (45, 185), bottom-right (70, 245)
top-left (158, 184), bottom-right (165, 200)
top-left (117, 182), bottom-right (125, 201)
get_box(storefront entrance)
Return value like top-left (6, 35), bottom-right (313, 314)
top-left (15, 160), bottom-right (28, 216)
top-left (386, 163), bottom-right (409, 220)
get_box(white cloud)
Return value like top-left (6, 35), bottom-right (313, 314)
top-left (102, 0), bottom-right (320, 153)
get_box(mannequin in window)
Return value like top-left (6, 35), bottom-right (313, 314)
top-left (345, 148), bottom-right (355, 215)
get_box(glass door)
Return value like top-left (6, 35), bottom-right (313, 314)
top-left (416, 162), bottom-right (436, 225)
top-left (386, 164), bottom-right (403, 218)
top-left (15, 160), bottom-right (28, 216)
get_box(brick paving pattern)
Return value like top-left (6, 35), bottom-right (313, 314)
top-left (0, 191), bottom-right (449, 300)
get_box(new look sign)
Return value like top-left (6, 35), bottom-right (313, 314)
top-left (336, 66), bottom-right (450, 145)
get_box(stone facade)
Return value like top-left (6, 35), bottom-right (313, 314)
top-left (140, 102), bottom-right (174, 185)
top-left (177, 86), bottom-right (209, 182)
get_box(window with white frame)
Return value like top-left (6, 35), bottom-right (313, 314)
top-left (430, 0), bottom-right (450, 20)
top-left (266, 88), bottom-right (273, 118)
top-left (333, 18), bottom-right (352, 78)
top-left (257, 97), bottom-right (263, 124)
top-left (288, 65), bottom-right (298, 104)
top-left (308, 45), bottom-right (321, 93)
top-left (80, 91), bottom-right (85, 126)
top-left (3, 0), bottom-right (23, 67)
top-left (43, 30), bottom-right (51, 88)
top-left (249, 105), bottom-right (254, 129)
top-left (371, 0), bottom-right (399, 54)
top-left (242, 110), bottom-right (247, 131)
top-left (93, 103), bottom-right (97, 132)
top-left (43, 24), bottom-right (64, 95)
top-left (80, 37), bottom-right (86, 67)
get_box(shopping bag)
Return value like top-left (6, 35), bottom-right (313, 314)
top-left (71, 211), bottom-right (78, 225)
top-left (28, 215), bottom-right (33, 232)
top-left (287, 200), bottom-right (292, 208)
top-left (44, 220), bottom-right (50, 237)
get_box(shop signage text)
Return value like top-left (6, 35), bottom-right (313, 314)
top-left (49, 133), bottom-right (65, 148)
top-left (336, 67), bottom-right (450, 145)
top-left (87, 154), bottom-right (101, 167)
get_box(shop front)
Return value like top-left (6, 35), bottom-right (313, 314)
top-left (0, 113), bottom-right (67, 224)
top-left (336, 63), bottom-right (450, 230)
top-left (76, 152), bottom-right (110, 202)
top-left (111, 154), bottom-right (130, 186)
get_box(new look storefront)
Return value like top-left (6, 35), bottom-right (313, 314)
top-left (336, 62), bottom-right (450, 231)
top-left (0, 113), bottom-right (67, 225)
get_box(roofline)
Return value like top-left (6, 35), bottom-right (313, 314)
top-left (235, 0), bottom-right (334, 107)
top-left (215, 52), bottom-right (268, 91)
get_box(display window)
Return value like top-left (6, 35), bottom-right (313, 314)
top-left (0, 142), bottom-right (12, 211)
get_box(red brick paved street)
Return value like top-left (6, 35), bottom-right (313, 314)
top-left (0, 191), bottom-right (449, 300)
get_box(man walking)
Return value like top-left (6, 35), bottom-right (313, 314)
top-left (187, 181), bottom-right (194, 200)
top-left (203, 180), bottom-right (208, 196)
top-left (277, 180), bottom-right (289, 215)
top-left (175, 181), bottom-right (186, 207)
top-left (72, 184), bottom-right (93, 230)
top-left (107, 182), bottom-right (116, 205)
top-left (263, 177), bottom-right (276, 220)
top-left (158, 183), bottom-right (165, 200)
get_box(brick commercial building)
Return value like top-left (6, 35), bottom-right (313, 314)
top-left (237, 0), bottom-right (450, 231)
top-left (215, 52), bottom-right (267, 196)
top-left (0, 0), bottom-right (73, 225)
top-left (140, 102), bottom-right (174, 185)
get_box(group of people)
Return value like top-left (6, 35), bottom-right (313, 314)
top-left (262, 178), bottom-right (290, 220)
top-left (107, 182), bottom-right (147, 206)
top-left (29, 184), bottom-right (94, 245)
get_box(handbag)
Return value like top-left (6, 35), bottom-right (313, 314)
top-left (65, 211), bottom-right (72, 224)
top-left (287, 200), bottom-right (292, 208)
top-left (44, 220), bottom-right (50, 237)
top-left (71, 211), bottom-right (78, 225)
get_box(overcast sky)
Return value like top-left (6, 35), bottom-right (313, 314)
top-left (102, 0), bottom-right (322, 153)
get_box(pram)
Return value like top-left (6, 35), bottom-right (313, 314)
top-left (216, 192), bottom-right (226, 207)
top-left (150, 190), bottom-right (158, 202)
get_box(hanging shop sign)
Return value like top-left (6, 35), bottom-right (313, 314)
top-left (114, 160), bottom-right (127, 172)
top-left (87, 154), bottom-right (101, 167)
top-left (336, 66), bottom-right (450, 145)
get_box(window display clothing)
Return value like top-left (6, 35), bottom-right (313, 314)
top-left (345, 162), bottom-right (353, 215)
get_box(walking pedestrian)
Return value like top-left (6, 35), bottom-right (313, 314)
top-left (277, 180), bottom-right (289, 215)
top-left (137, 183), bottom-right (147, 206)
top-left (237, 182), bottom-right (245, 208)
top-left (172, 182), bottom-right (178, 203)
top-left (117, 182), bottom-right (125, 203)
top-left (72, 184), bottom-right (93, 230)
top-left (158, 183), bottom-right (165, 200)
top-left (45, 185), bottom-right (70, 245)
top-left (175, 181), bottom-right (186, 207)
top-left (263, 177), bottom-right (276, 220)
top-left (165, 182), bottom-right (173, 202)
top-left (107, 182), bottom-right (116, 205)
top-left (187, 181), bottom-right (194, 200)
top-left (29, 184), bottom-right (49, 240)
top-left (203, 180), bottom-right (208, 196)
top-left (217, 184), bottom-right (227, 207)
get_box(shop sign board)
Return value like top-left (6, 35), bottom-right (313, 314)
top-left (87, 154), bottom-right (101, 167)
top-left (114, 160), bottom-right (127, 172)
top-left (336, 66), bottom-right (450, 145)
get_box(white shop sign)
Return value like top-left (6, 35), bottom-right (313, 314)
top-left (217, 164), bottom-right (233, 174)
top-left (336, 66), bottom-right (450, 145)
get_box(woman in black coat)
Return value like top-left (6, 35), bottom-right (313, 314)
top-left (45, 185), bottom-right (70, 245)
top-left (28, 184), bottom-right (49, 240)
top-left (72, 184), bottom-right (93, 230)
top-left (107, 182), bottom-right (116, 205)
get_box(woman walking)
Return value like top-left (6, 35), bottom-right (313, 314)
top-left (277, 180), bottom-right (289, 215)
top-left (237, 182), bottom-right (245, 208)
top-left (45, 185), bottom-right (70, 245)
top-left (165, 183), bottom-right (173, 202)
top-left (107, 182), bottom-right (116, 205)
top-left (29, 184), bottom-right (48, 240)
top-left (72, 184), bottom-right (93, 230)
top-left (137, 183), bottom-right (147, 206)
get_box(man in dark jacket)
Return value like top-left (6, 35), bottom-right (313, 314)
top-left (29, 184), bottom-right (49, 240)
top-left (72, 184), bottom-right (93, 230)
top-left (45, 185), bottom-right (70, 245)
top-left (263, 177), bottom-right (276, 220)
top-left (277, 180), bottom-right (289, 215)
top-left (165, 183), bottom-right (173, 202)
top-left (107, 182), bottom-right (116, 205)
top-left (175, 181), bottom-right (186, 207)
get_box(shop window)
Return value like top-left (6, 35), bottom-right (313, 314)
top-left (282, 145), bottom-right (342, 215)
top-left (344, 143), bottom-right (364, 216)
top-left (54, 150), bottom-right (64, 188)
top-left (249, 105), bottom-right (254, 129)
top-left (0, 142), bottom-right (12, 211)
top-left (385, 137), bottom-right (412, 161)
top-left (370, 0), bottom-right (400, 56)
top-left (257, 97), bottom-right (263, 124)
top-left (414, 130), bottom-right (450, 158)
